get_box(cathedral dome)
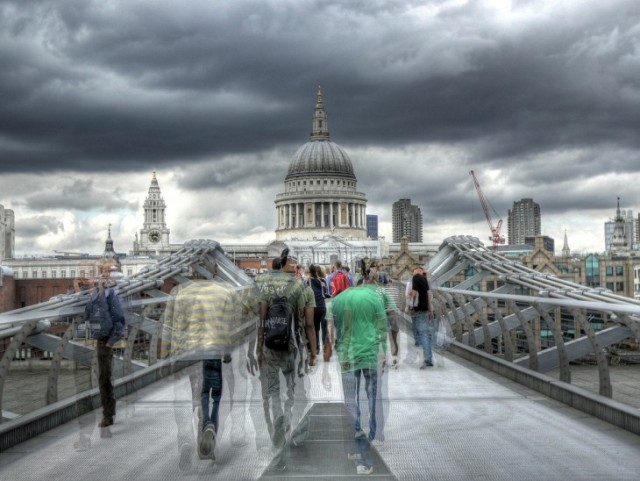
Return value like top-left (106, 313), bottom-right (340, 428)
top-left (286, 140), bottom-right (355, 180)
top-left (275, 87), bottom-right (368, 243)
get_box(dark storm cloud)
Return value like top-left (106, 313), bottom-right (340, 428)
top-left (173, 147), bottom-right (298, 191)
top-left (1, 0), bottom-right (639, 179)
top-left (23, 178), bottom-right (137, 211)
top-left (1, 0), bottom-right (640, 255)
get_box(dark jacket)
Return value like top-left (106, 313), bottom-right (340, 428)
top-left (85, 287), bottom-right (126, 346)
top-left (309, 277), bottom-right (327, 309)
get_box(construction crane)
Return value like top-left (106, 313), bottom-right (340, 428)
top-left (469, 170), bottom-right (505, 250)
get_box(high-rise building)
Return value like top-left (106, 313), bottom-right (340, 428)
top-left (366, 215), bottom-right (378, 239)
top-left (0, 204), bottom-right (15, 261)
top-left (392, 199), bottom-right (423, 243)
top-left (604, 220), bottom-right (614, 251)
top-left (626, 209), bottom-right (634, 247)
top-left (507, 198), bottom-right (540, 245)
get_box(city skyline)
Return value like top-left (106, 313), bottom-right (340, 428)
top-left (1, 1), bottom-right (640, 256)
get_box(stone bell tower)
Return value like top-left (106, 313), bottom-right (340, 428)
top-left (135, 172), bottom-right (171, 254)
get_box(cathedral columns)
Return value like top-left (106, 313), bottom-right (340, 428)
top-left (330, 202), bottom-right (334, 228)
top-left (351, 202), bottom-right (356, 228)
top-left (277, 201), bottom-right (367, 231)
top-left (353, 203), bottom-right (358, 228)
top-left (351, 203), bottom-right (355, 228)
top-left (289, 203), bottom-right (293, 228)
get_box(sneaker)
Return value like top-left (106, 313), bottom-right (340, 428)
top-left (391, 356), bottom-right (398, 369)
top-left (322, 371), bottom-right (332, 391)
top-left (98, 417), bottom-right (114, 427)
top-left (420, 361), bottom-right (434, 369)
top-left (288, 426), bottom-right (307, 447)
top-left (73, 436), bottom-right (91, 452)
top-left (199, 424), bottom-right (215, 459)
top-left (178, 443), bottom-right (192, 471)
top-left (356, 464), bottom-right (374, 475)
top-left (354, 430), bottom-right (366, 439)
top-left (274, 458), bottom-right (287, 472)
top-left (371, 439), bottom-right (384, 449)
top-left (231, 431), bottom-right (248, 447)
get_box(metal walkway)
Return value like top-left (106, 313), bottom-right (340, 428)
top-left (0, 338), bottom-right (638, 481)
top-left (1, 236), bottom-right (640, 479)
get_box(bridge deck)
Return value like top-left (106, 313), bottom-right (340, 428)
top-left (1, 343), bottom-right (639, 480)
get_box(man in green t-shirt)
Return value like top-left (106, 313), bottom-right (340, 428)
top-left (331, 281), bottom-right (387, 475)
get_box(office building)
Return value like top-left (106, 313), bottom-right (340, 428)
top-left (366, 215), bottom-right (378, 240)
top-left (507, 198), bottom-right (541, 245)
top-left (392, 199), bottom-right (423, 243)
top-left (0, 204), bottom-right (15, 261)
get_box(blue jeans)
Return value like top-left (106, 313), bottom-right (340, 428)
top-left (412, 312), bottom-right (434, 364)
top-left (201, 359), bottom-right (223, 431)
top-left (342, 368), bottom-right (378, 440)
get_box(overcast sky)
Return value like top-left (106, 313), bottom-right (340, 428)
top-left (1, 0), bottom-right (639, 257)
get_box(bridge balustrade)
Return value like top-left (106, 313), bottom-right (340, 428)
top-left (2, 235), bottom-right (640, 449)
top-left (414, 235), bottom-right (640, 434)
top-left (0, 239), bottom-right (257, 451)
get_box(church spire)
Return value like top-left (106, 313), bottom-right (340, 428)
top-left (610, 197), bottom-right (628, 251)
top-left (562, 230), bottom-right (570, 257)
top-left (103, 223), bottom-right (117, 261)
top-left (310, 85), bottom-right (330, 141)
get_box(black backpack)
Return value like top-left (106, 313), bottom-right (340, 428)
top-left (264, 295), bottom-right (294, 351)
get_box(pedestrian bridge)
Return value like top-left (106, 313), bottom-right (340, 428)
top-left (0, 237), bottom-right (639, 480)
